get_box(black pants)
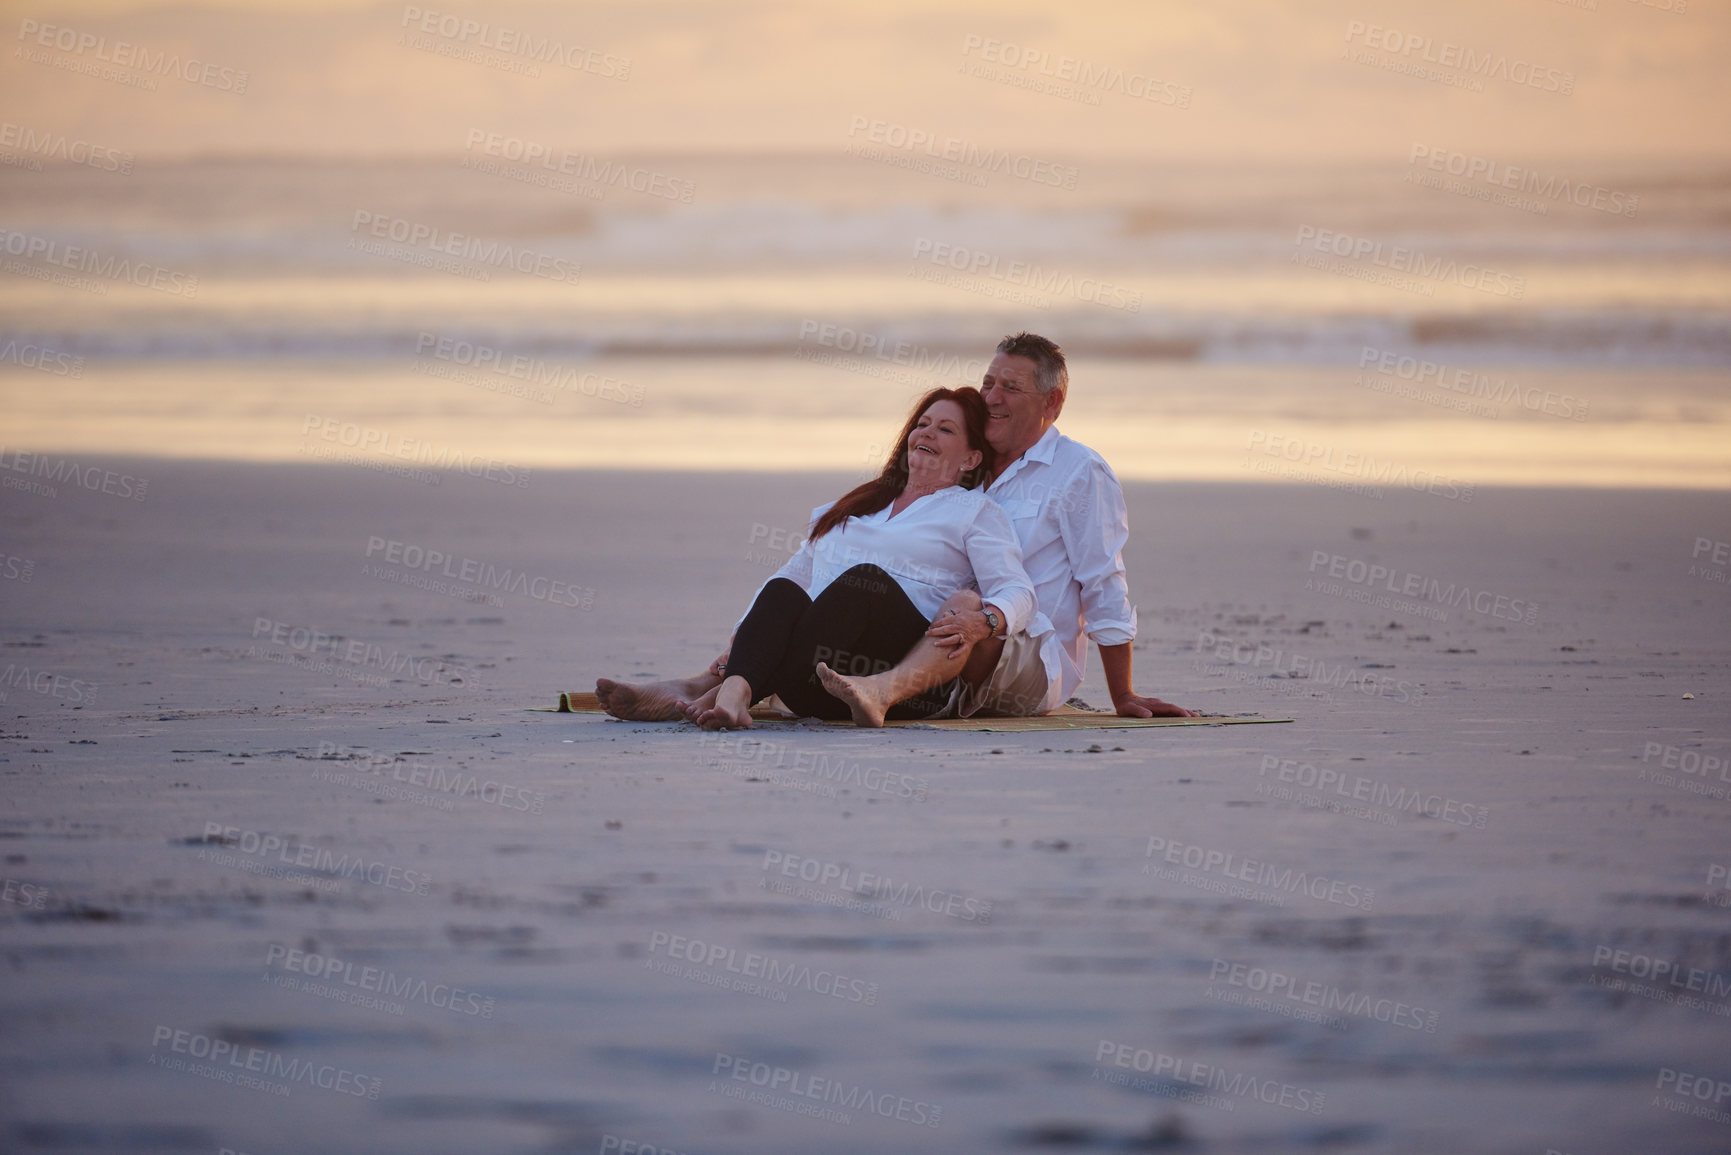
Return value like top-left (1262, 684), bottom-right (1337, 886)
top-left (727, 564), bottom-right (955, 721)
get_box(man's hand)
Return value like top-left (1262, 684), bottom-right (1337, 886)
top-left (1099, 643), bottom-right (1197, 717)
top-left (1113, 692), bottom-right (1198, 718)
top-left (707, 650), bottom-right (730, 678)
top-left (926, 608), bottom-right (992, 657)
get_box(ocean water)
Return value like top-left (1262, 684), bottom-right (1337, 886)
top-left (2, 154), bottom-right (1727, 487)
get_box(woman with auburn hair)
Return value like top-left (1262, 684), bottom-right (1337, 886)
top-left (597, 387), bottom-right (1037, 729)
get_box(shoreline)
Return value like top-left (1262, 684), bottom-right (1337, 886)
top-left (2, 457), bottom-right (1728, 1154)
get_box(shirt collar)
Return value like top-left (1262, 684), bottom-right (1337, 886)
top-left (990, 424), bottom-right (1061, 491)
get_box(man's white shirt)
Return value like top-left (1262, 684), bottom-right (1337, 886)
top-left (984, 424), bottom-right (1137, 704)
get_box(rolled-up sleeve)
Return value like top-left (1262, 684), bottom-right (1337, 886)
top-left (1057, 461), bottom-right (1137, 645)
top-left (964, 499), bottom-right (1037, 636)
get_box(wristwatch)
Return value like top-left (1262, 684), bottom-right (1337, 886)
top-left (982, 607), bottom-right (1002, 637)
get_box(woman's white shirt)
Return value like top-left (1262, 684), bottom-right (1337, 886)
top-left (747, 486), bottom-right (1037, 634)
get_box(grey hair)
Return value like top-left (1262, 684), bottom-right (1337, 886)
top-left (996, 332), bottom-right (1068, 397)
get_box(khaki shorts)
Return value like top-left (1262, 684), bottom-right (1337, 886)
top-left (952, 629), bottom-right (1061, 718)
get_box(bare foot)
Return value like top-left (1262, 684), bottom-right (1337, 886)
top-left (596, 674), bottom-right (719, 722)
top-left (695, 676), bottom-right (754, 731)
top-left (815, 662), bottom-right (889, 728)
top-left (682, 684), bottom-right (721, 723)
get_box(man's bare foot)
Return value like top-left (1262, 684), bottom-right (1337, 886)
top-left (596, 674), bottom-right (719, 722)
top-left (695, 676), bottom-right (754, 730)
top-left (815, 662), bottom-right (890, 728)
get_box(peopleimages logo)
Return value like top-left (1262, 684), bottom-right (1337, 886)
top-left (1144, 835), bottom-right (1375, 910)
top-left (413, 333), bottom-right (644, 406)
top-left (1342, 20), bottom-right (1574, 95)
top-left (958, 35), bottom-right (1191, 108)
top-left (0, 447), bottom-right (149, 502)
top-left (1709, 863), bottom-right (1731, 899)
top-left (711, 1052), bottom-right (943, 1128)
top-left (1195, 629), bottom-right (1419, 705)
top-left (909, 238), bottom-right (1141, 312)
top-left (0, 229), bottom-right (199, 297)
top-left (1407, 145), bottom-right (1637, 218)
top-left (197, 823), bottom-right (432, 894)
top-left (1246, 431), bottom-right (1475, 502)
top-left (15, 18), bottom-right (250, 93)
top-left (149, 1026), bottom-right (380, 1098)
top-left (646, 931), bottom-right (880, 1005)
top-left (794, 320), bottom-right (992, 395)
top-left (761, 849), bottom-right (991, 922)
top-left (363, 536), bottom-right (595, 610)
top-left (1293, 225), bottom-right (1524, 299)
top-left (1588, 943), bottom-right (1731, 1017)
top-left (1358, 346), bottom-right (1588, 420)
top-left (1207, 958), bottom-right (1440, 1032)
top-left (2, 877), bottom-right (48, 909)
top-left (462, 129), bottom-right (692, 202)
top-left (1653, 1067), bottom-right (1731, 1126)
top-left (0, 338), bottom-right (84, 377)
top-left (399, 6), bottom-right (631, 79)
top-left (314, 743), bottom-right (544, 813)
top-left (265, 943), bottom-right (495, 1017)
top-left (1256, 756), bottom-right (1489, 829)
top-left (702, 732), bottom-right (929, 801)
top-left (303, 414), bottom-right (531, 487)
top-left (253, 618), bottom-right (463, 686)
top-left (1307, 551), bottom-right (1538, 626)
top-left (797, 320), bottom-right (987, 380)
top-left (0, 121), bottom-right (133, 174)
top-left (1640, 741), bottom-right (1730, 785)
top-left (1094, 1040), bottom-right (1326, 1114)
top-left (1593, 946), bottom-right (1731, 997)
top-left (349, 210), bottom-right (580, 284)
top-left (846, 116), bottom-right (1078, 189)
top-left (0, 662), bottom-right (97, 706)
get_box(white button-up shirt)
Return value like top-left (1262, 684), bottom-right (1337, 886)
top-left (751, 486), bottom-right (1036, 633)
top-left (985, 425), bottom-right (1138, 702)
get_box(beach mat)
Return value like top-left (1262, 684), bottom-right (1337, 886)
top-left (547, 691), bottom-right (790, 721)
top-left (547, 691), bottom-right (1290, 731)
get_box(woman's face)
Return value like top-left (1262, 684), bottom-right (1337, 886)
top-left (905, 399), bottom-right (983, 487)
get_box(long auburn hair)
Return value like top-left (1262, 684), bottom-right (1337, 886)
top-left (810, 387), bottom-right (995, 542)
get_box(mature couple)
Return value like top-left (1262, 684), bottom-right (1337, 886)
top-left (597, 332), bottom-right (1194, 729)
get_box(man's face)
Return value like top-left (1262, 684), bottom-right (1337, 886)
top-left (980, 352), bottom-right (1059, 458)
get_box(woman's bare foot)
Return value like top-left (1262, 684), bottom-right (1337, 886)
top-left (695, 675), bottom-right (754, 730)
top-left (682, 683), bottom-right (721, 723)
top-left (596, 674), bottom-right (719, 722)
top-left (815, 662), bottom-right (890, 728)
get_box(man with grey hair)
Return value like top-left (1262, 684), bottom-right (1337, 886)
top-left (598, 331), bottom-right (1193, 725)
top-left (816, 331), bottom-right (1195, 725)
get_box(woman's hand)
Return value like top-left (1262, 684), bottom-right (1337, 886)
top-left (707, 649), bottom-right (730, 678)
top-left (926, 607), bottom-right (992, 657)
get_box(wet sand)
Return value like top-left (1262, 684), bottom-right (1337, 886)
top-left (2, 459), bottom-right (1729, 1154)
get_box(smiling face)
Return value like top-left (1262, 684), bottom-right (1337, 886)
top-left (980, 352), bottom-right (1062, 467)
top-left (905, 398), bottom-right (983, 489)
